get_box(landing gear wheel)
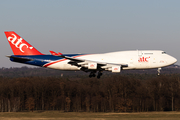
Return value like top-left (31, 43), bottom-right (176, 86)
top-left (97, 75), bottom-right (101, 79)
top-left (97, 72), bottom-right (103, 79)
top-left (89, 72), bottom-right (96, 78)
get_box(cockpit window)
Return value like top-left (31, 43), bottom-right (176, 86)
top-left (162, 52), bottom-right (166, 54)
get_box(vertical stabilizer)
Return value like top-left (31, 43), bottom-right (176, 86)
top-left (4, 31), bottom-right (43, 55)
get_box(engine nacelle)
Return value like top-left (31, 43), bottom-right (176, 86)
top-left (88, 62), bottom-right (97, 69)
top-left (106, 66), bottom-right (121, 73)
top-left (112, 66), bottom-right (121, 72)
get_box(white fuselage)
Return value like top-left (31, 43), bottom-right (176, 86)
top-left (46, 50), bottom-right (177, 71)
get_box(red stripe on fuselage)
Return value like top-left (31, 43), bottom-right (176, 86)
top-left (43, 54), bottom-right (90, 68)
top-left (43, 59), bottom-right (67, 67)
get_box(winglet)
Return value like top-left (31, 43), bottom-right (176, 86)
top-left (4, 31), bottom-right (43, 55)
top-left (49, 51), bottom-right (62, 56)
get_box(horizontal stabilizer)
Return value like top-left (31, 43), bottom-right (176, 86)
top-left (6, 55), bottom-right (33, 61)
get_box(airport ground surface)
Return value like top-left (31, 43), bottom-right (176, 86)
top-left (1, 111), bottom-right (180, 120)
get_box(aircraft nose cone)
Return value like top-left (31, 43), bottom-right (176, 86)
top-left (173, 57), bottom-right (177, 64)
top-left (171, 57), bottom-right (177, 64)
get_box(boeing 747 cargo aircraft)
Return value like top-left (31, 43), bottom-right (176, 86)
top-left (5, 31), bottom-right (177, 78)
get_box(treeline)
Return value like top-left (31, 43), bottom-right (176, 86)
top-left (0, 65), bottom-right (180, 78)
top-left (0, 74), bottom-right (180, 112)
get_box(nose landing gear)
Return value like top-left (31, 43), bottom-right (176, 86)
top-left (157, 68), bottom-right (161, 75)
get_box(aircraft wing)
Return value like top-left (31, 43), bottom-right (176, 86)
top-left (60, 55), bottom-right (128, 72)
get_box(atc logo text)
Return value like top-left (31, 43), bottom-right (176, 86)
top-left (8, 34), bottom-right (33, 53)
top-left (138, 57), bottom-right (150, 62)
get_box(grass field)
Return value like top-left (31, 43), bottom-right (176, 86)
top-left (0, 111), bottom-right (180, 120)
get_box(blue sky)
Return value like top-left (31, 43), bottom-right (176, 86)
top-left (1, 0), bottom-right (180, 67)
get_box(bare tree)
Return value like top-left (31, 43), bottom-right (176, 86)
top-left (25, 97), bottom-right (35, 112)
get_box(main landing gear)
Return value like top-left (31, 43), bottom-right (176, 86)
top-left (97, 71), bottom-right (103, 79)
top-left (89, 71), bottom-right (103, 79)
top-left (89, 71), bottom-right (96, 78)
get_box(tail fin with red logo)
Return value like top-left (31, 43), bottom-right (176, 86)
top-left (4, 31), bottom-right (43, 55)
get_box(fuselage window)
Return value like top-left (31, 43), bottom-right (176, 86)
top-left (162, 52), bottom-right (166, 54)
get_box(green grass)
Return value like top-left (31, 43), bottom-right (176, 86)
top-left (0, 111), bottom-right (180, 120)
